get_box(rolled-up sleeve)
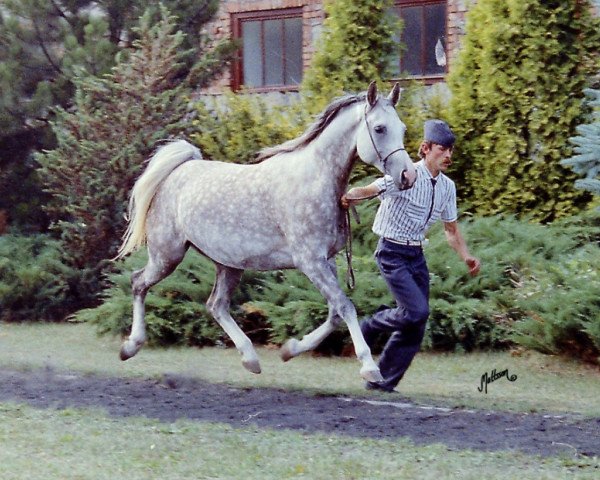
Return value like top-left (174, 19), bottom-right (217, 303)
top-left (441, 183), bottom-right (458, 222)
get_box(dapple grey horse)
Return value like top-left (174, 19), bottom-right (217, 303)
top-left (117, 81), bottom-right (416, 382)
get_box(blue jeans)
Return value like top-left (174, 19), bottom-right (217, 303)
top-left (361, 238), bottom-right (430, 391)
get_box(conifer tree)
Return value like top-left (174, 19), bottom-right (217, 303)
top-left (0, 0), bottom-right (225, 139)
top-left (0, 0), bottom-right (231, 232)
top-left (562, 87), bottom-right (600, 202)
top-left (36, 7), bottom-right (193, 310)
top-left (0, 0), bottom-right (115, 231)
top-left (447, 0), bottom-right (600, 222)
top-left (301, 0), bottom-right (399, 113)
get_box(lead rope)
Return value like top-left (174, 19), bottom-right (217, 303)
top-left (345, 207), bottom-right (357, 290)
top-left (343, 195), bottom-right (376, 290)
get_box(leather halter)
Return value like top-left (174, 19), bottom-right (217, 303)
top-left (363, 104), bottom-right (406, 176)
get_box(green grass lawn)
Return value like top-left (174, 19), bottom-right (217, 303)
top-left (1, 322), bottom-right (599, 479)
top-left (1, 322), bottom-right (599, 416)
top-left (0, 403), bottom-right (598, 480)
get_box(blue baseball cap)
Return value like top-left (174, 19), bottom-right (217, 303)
top-left (424, 120), bottom-right (455, 148)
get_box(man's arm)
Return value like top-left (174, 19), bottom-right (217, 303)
top-left (443, 221), bottom-right (481, 276)
top-left (340, 182), bottom-right (381, 209)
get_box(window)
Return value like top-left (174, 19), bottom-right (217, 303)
top-left (392, 0), bottom-right (447, 81)
top-left (232, 9), bottom-right (303, 91)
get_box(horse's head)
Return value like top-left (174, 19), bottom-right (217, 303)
top-left (356, 81), bottom-right (416, 190)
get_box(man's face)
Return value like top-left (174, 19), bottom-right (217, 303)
top-left (425, 143), bottom-right (453, 172)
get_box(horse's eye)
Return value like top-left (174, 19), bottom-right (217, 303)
top-left (374, 125), bottom-right (386, 134)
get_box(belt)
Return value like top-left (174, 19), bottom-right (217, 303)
top-left (384, 237), bottom-right (425, 247)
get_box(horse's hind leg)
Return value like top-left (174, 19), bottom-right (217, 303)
top-left (120, 244), bottom-right (186, 361)
top-left (280, 304), bottom-right (341, 361)
top-left (284, 257), bottom-right (383, 383)
top-left (207, 263), bottom-right (261, 374)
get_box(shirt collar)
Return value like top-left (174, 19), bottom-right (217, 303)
top-left (416, 160), bottom-right (433, 180)
top-left (416, 160), bottom-right (442, 181)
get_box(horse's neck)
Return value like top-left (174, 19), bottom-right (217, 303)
top-left (305, 106), bottom-right (360, 194)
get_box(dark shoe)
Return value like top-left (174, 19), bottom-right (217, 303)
top-left (365, 381), bottom-right (396, 393)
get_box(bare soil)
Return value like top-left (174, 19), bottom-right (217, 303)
top-left (1, 367), bottom-right (598, 458)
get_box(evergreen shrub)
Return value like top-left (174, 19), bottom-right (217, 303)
top-left (510, 214), bottom-right (600, 363)
top-left (191, 92), bottom-right (308, 164)
top-left (447, 0), bottom-right (600, 221)
top-left (427, 211), bottom-right (600, 360)
top-left (0, 235), bottom-right (74, 321)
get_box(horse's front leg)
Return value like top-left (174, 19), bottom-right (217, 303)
top-left (282, 257), bottom-right (383, 383)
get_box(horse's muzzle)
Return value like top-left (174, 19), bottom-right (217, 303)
top-left (398, 169), bottom-right (416, 190)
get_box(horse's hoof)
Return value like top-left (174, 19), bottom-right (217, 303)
top-left (360, 367), bottom-right (384, 383)
top-left (119, 341), bottom-right (142, 361)
top-left (242, 358), bottom-right (261, 374)
top-left (119, 347), bottom-right (133, 361)
top-left (280, 339), bottom-right (299, 362)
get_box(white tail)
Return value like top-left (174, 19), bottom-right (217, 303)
top-left (116, 140), bottom-right (202, 259)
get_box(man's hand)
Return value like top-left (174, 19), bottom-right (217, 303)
top-left (443, 221), bottom-right (480, 277)
top-left (340, 194), bottom-right (352, 209)
top-left (340, 184), bottom-right (381, 209)
top-left (465, 256), bottom-right (481, 277)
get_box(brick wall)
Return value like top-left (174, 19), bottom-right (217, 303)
top-left (202, 0), bottom-right (470, 93)
top-left (447, 0), bottom-right (469, 67)
top-left (202, 0), bottom-right (325, 93)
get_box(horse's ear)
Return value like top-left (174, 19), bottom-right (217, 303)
top-left (388, 82), bottom-right (401, 106)
top-left (367, 81), bottom-right (378, 107)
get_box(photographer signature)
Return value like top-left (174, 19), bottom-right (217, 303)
top-left (478, 368), bottom-right (518, 394)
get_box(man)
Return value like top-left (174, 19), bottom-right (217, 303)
top-left (341, 120), bottom-right (481, 392)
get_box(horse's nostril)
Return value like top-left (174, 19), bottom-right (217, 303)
top-left (399, 170), bottom-right (415, 190)
top-left (405, 169), bottom-right (417, 186)
top-left (399, 171), bottom-right (408, 190)
top-left (402, 170), bottom-right (410, 184)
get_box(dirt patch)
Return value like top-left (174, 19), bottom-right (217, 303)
top-left (1, 367), bottom-right (598, 458)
